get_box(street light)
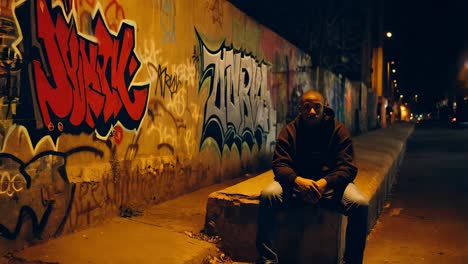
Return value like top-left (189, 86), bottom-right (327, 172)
top-left (386, 32), bottom-right (393, 38)
top-left (392, 69), bottom-right (396, 73)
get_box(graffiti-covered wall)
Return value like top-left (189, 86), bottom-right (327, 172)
top-left (0, 0), bottom-right (318, 251)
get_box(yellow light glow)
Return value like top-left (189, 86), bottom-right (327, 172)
top-left (392, 69), bottom-right (396, 73)
top-left (400, 105), bottom-right (409, 121)
top-left (386, 32), bottom-right (393, 38)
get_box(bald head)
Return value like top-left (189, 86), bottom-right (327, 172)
top-left (299, 90), bottom-right (324, 127)
top-left (302, 90), bottom-right (324, 105)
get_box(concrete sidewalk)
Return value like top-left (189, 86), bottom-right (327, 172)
top-left (1, 178), bottom-right (251, 264)
top-left (1, 123), bottom-right (414, 264)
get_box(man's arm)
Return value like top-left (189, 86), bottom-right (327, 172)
top-left (272, 127), bottom-right (298, 187)
top-left (322, 123), bottom-right (358, 191)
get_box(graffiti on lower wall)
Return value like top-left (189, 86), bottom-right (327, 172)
top-left (0, 146), bottom-right (103, 240)
top-left (13, 0), bottom-right (149, 146)
top-left (0, 0), bottom-right (345, 250)
top-left (0, 0), bottom-right (149, 243)
top-left (197, 31), bottom-right (276, 155)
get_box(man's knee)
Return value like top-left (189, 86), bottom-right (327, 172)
top-left (343, 183), bottom-right (369, 208)
top-left (350, 196), bottom-right (369, 217)
top-left (342, 185), bottom-right (369, 218)
top-left (353, 196), bottom-right (369, 208)
top-left (259, 182), bottom-right (283, 206)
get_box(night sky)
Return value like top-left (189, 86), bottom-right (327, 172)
top-left (230, 0), bottom-right (468, 112)
top-left (390, 0), bottom-right (468, 111)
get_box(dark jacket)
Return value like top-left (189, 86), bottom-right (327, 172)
top-left (272, 107), bottom-right (357, 196)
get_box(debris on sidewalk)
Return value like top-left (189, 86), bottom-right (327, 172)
top-left (182, 232), bottom-right (239, 264)
top-left (183, 230), bottom-right (222, 244)
top-left (1, 253), bottom-right (59, 264)
top-left (119, 205), bottom-right (143, 218)
top-left (203, 252), bottom-right (234, 264)
top-left (390, 208), bottom-right (403, 216)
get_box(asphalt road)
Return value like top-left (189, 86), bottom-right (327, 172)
top-left (364, 122), bottom-right (468, 264)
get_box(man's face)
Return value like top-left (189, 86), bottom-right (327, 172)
top-left (300, 92), bottom-right (324, 126)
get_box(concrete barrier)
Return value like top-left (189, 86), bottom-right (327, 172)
top-left (204, 123), bottom-right (414, 263)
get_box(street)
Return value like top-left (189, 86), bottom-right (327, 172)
top-left (364, 121), bottom-right (468, 263)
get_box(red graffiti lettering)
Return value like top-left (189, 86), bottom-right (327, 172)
top-left (113, 125), bottom-right (123, 145)
top-left (33, 0), bottom-right (148, 136)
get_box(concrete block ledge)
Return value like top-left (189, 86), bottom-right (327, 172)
top-left (204, 123), bottom-right (415, 263)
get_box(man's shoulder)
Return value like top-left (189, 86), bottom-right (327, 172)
top-left (333, 119), bottom-right (346, 128)
top-left (276, 118), bottom-right (299, 140)
top-left (332, 119), bottom-right (351, 137)
top-left (282, 117), bottom-right (299, 131)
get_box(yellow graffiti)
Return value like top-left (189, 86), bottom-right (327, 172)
top-left (166, 88), bottom-right (186, 117)
top-left (189, 103), bottom-right (203, 123)
top-left (184, 130), bottom-right (197, 160)
top-left (0, 172), bottom-right (26, 197)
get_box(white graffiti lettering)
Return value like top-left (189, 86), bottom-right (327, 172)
top-left (198, 33), bottom-right (276, 153)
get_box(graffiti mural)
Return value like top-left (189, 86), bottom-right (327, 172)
top-left (0, 0), bottom-right (366, 253)
top-left (197, 31), bottom-right (276, 155)
top-left (139, 40), bottom-right (196, 99)
top-left (0, 146), bottom-right (103, 240)
top-left (207, 0), bottom-right (223, 27)
top-left (160, 0), bottom-right (176, 43)
top-left (149, 63), bottom-right (181, 98)
top-left (0, 0), bottom-right (21, 123)
top-left (323, 71), bottom-right (344, 122)
top-left (13, 0), bottom-right (149, 146)
top-left (104, 0), bottom-right (125, 31)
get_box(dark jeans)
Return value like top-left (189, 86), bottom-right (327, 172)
top-left (256, 181), bottom-right (369, 264)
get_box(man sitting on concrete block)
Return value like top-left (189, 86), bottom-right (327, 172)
top-left (256, 90), bottom-right (369, 264)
